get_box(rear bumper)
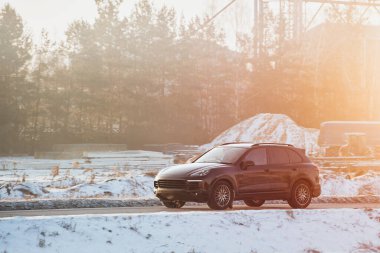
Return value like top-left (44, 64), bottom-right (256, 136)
top-left (154, 180), bottom-right (209, 202)
top-left (312, 184), bottom-right (321, 197)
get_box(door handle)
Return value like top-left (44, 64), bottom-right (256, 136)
top-left (264, 168), bottom-right (270, 172)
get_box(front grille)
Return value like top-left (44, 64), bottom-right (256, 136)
top-left (157, 180), bottom-right (187, 189)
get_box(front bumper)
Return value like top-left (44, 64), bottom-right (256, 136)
top-left (154, 180), bottom-right (209, 202)
top-left (312, 184), bottom-right (321, 197)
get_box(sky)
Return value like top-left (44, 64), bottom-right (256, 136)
top-left (2, 0), bottom-right (379, 48)
top-left (0, 0), bottom-right (219, 42)
top-left (0, 0), bottom-right (258, 47)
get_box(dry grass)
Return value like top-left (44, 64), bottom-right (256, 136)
top-left (51, 166), bottom-right (60, 178)
top-left (17, 188), bottom-right (37, 198)
top-left (83, 168), bottom-right (93, 173)
top-left (144, 171), bottom-right (158, 177)
top-left (286, 210), bottom-right (295, 219)
top-left (345, 169), bottom-right (368, 180)
top-left (356, 243), bottom-right (380, 252)
top-left (110, 166), bottom-right (126, 177)
top-left (89, 173), bottom-right (96, 184)
top-left (354, 169), bottom-right (367, 177)
top-left (72, 161), bottom-right (81, 169)
top-left (358, 184), bottom-right (374, 195)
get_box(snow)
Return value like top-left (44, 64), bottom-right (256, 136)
top-left (1, 150), bottom-right (380, 202)
top-left (0, 151), bottom-right (173, 200)
top-left (321, 170), bottom-right (380, 196)
top-left (201, 113), bottom-right (320, 155)
top-left (1, 208), bottom-right (379, 253)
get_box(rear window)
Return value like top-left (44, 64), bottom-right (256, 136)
top-left (287, 149), bottom-right (303, 163)
top-left (268, 147), bottom-right (289, 165)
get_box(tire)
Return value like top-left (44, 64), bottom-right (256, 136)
top-left (207, 181), bottom-right (234, 210)
top-left (244, 199), bottom-right (265, 207)
top-left (162, 200), bottom-right (185, 208)
top-left (287, 180), bottom-right (312, 209)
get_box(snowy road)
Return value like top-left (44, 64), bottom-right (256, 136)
top-left (1, 202), bottom-right (380, 217)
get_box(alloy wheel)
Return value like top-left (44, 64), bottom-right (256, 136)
top-left (295, 184), bottom-right (311, 205)
top-left (214, 184), bottom-right (231, 207)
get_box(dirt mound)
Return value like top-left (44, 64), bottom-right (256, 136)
top-left (202, 113), bottom-right (320, 154)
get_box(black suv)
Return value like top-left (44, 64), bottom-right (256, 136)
top-left (154, 143), bottom-right (321, 210)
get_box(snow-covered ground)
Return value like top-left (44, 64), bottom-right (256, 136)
top-left (1, 151), bottom-right (380, 202)
top-left (1, 208), bottom-right (379, 253)
top-left (201, 113), bottom-right (320, 155)
top-left (0, 151), bottom-right (173, 200)
top-left (321, 169), bottom-right (380, 196)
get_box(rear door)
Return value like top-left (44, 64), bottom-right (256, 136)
top-left (286, 148), bottom-right (304, 183)
top-left (266, 147), bottom-right (293, 191)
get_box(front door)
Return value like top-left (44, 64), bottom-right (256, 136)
top-left (236, 147), bottom-right (272, 193)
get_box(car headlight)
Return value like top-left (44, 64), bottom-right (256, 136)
top-left (190, 169), bottom-right (210, 177)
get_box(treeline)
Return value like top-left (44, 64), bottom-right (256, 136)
top-left (0, 0), bottom-right (374, 154)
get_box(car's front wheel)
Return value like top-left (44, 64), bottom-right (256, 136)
top-left (207, 181), bottom-right (233, 210)
top-left (244, 199), bottom-right (265, 207)
top-left (287, 180), bottom-right (312, 209)
top-left (162, 200), bottom-right (185, 208)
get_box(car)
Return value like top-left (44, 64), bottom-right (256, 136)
top-left (154, 142), bottom-right (321, 210)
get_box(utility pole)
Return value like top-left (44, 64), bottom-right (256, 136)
top-left (254, 0), bottom-right (302, 58)
top-left (293, 0), bottom-right (303, 43)
top-left (254, 0), bottom-right (267, 58)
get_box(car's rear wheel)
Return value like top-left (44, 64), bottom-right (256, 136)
top-left (207, 181), bottom-right (233, 210)
top-left (162, 200), bottom-right (185, 208)
top-left (244, 199), bottom-right (265, 207)
top-left (287, 180), bottom-right (312, 209)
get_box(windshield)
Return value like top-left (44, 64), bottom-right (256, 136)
top-left (194, 147), bottom-right (247, 164)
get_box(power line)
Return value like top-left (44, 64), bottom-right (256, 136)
top-left (194, 0), bottom-right (238, 34)
top-left (305, 0), bottom-right (380, 7)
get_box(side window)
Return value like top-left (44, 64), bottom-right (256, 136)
top-left (287, 150), bottom-right (303, 163)
top-left (268, 147), bottom-right (289, 165)
top-left (244, 148), bottom-right (267, 165)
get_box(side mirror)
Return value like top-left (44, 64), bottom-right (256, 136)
top-left (240, 160), bottom-right (255, 170)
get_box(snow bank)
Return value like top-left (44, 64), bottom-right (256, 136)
top-left (321, 170), bottom-right (380, 196)
top-left (202, 113), bottom-right (320, 154)
top-left (1, 209), bottom-right (379, 253)
top-left (0, 170), bottom-right (157, 200)
top-left (0, 151), bottom-right (172, 200)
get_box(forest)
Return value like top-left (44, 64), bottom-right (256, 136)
top-left (0, 0), bottom-right (376, 154)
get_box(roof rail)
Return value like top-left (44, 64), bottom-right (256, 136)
top-left (220, 142), bottom-right (253, 146)
top-left (253, 143), bottom-right (294, 147)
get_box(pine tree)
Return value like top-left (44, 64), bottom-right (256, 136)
top-left (0, 4), bottom-right (31, 153)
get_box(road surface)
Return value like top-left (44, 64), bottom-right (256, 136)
top-left (1, 203), bottom-right (379, 218)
